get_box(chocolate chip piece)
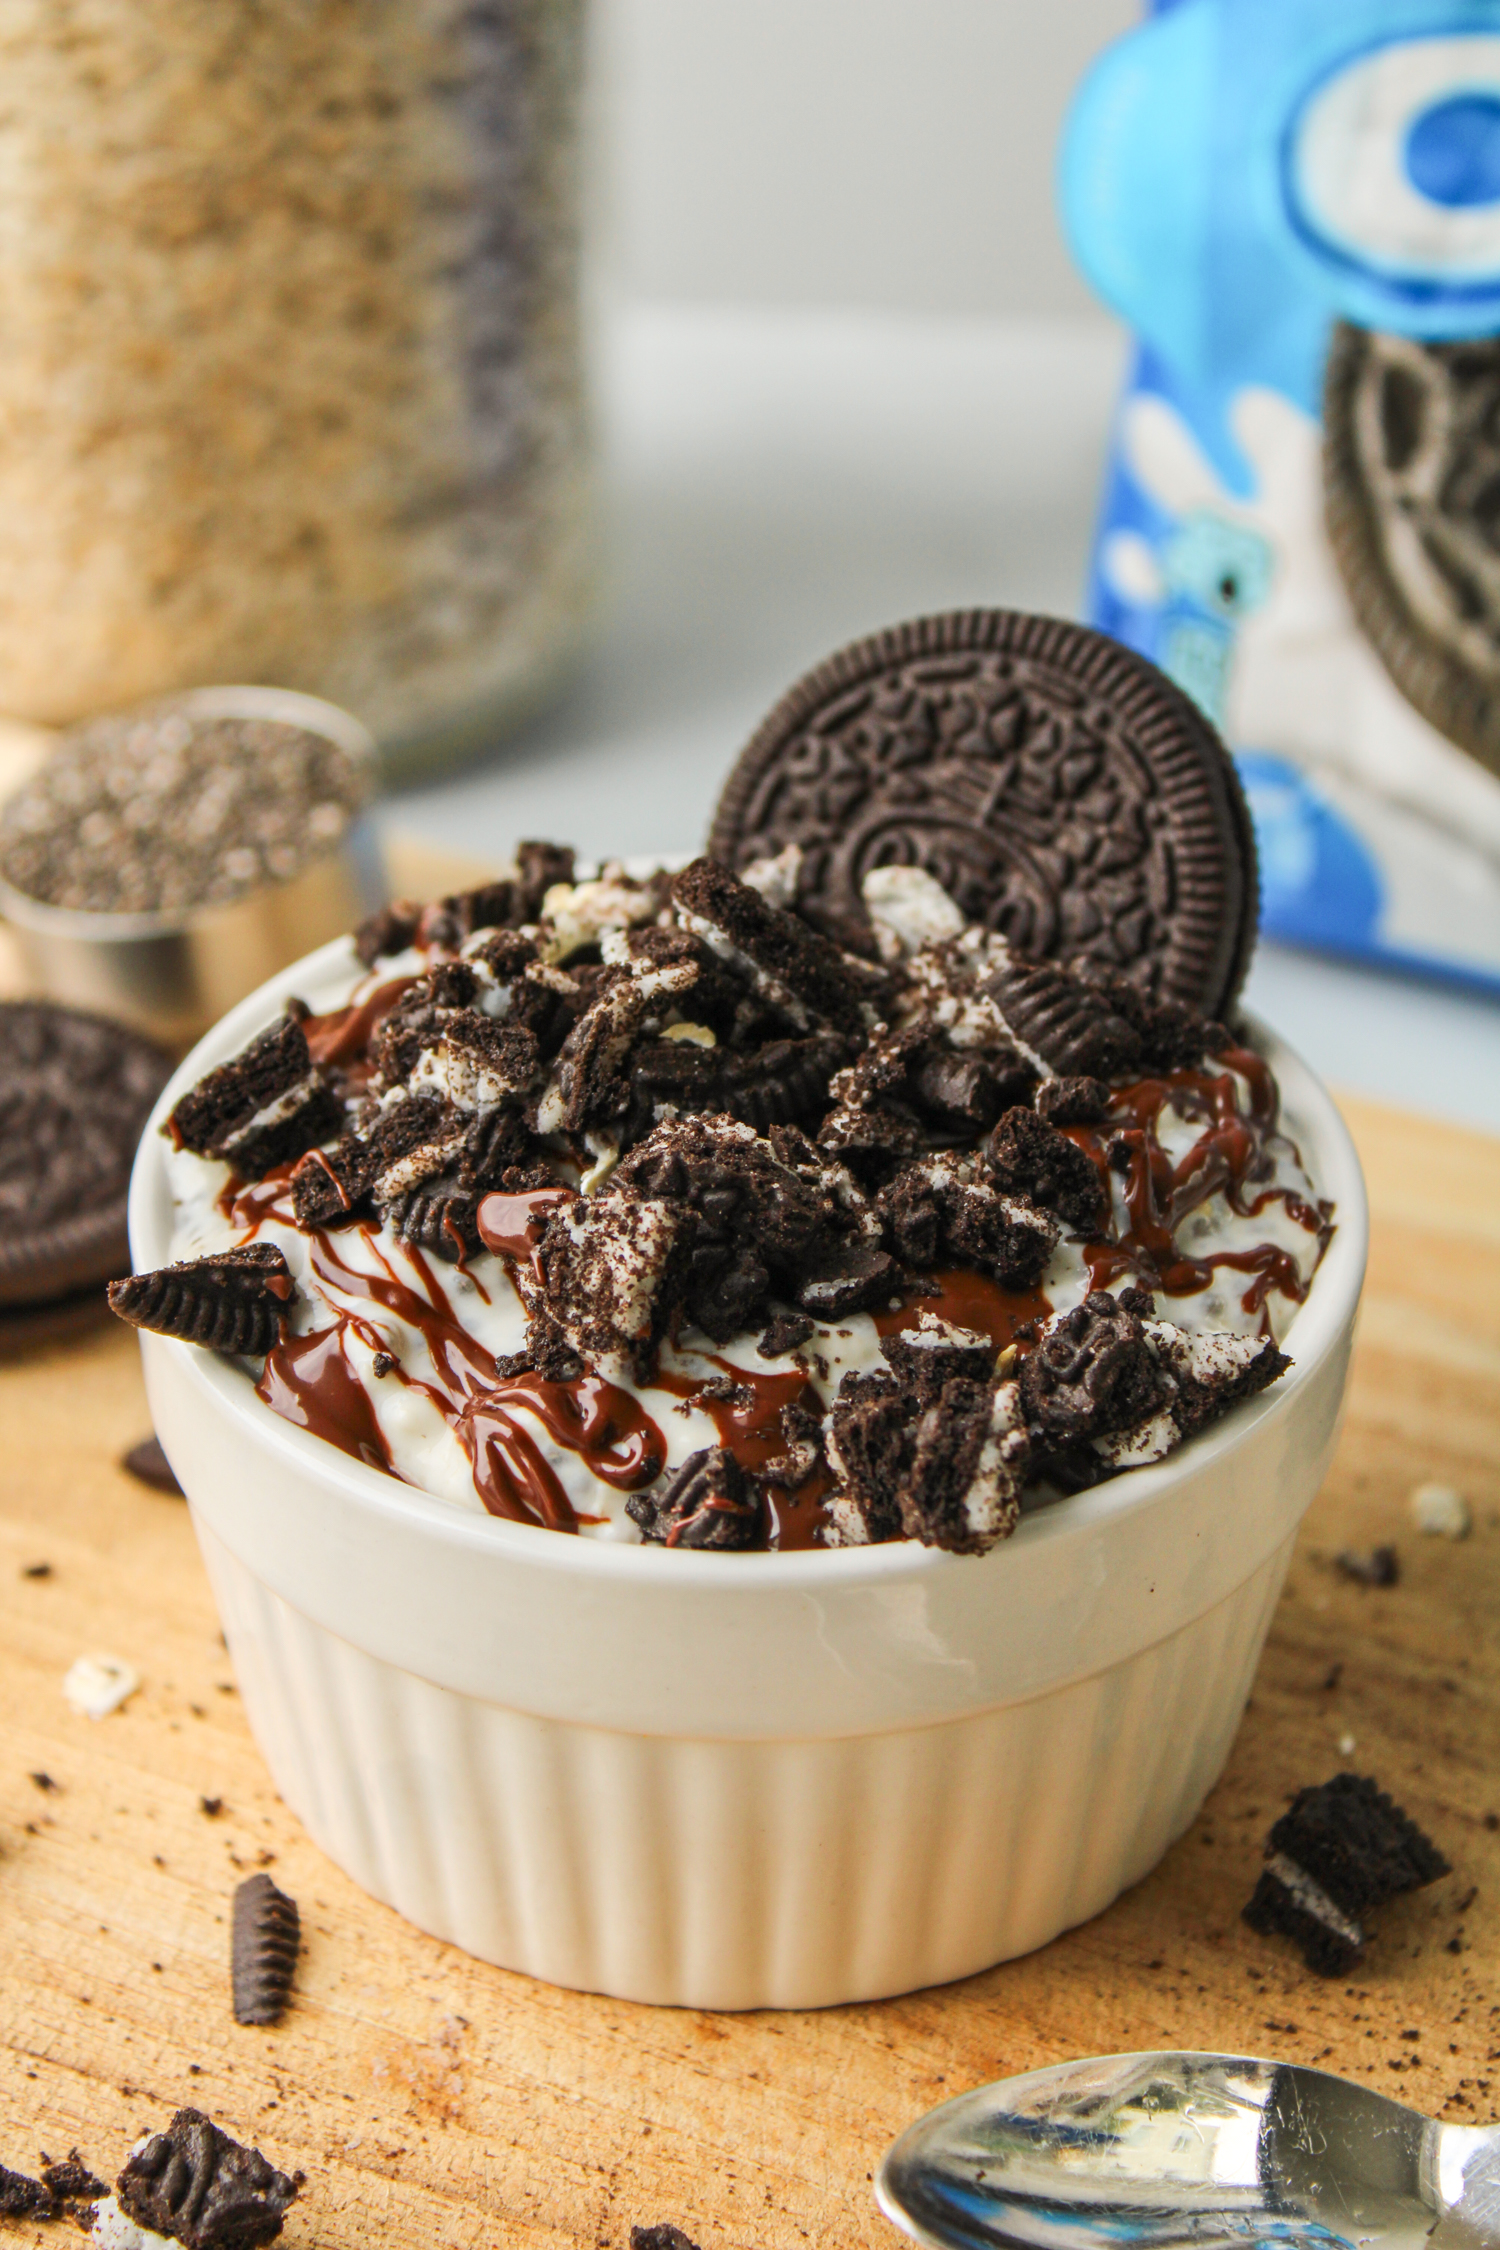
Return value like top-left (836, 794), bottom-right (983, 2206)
top-left (170, 1015), bottom-right (341, 1182)
top-left (122, 1435), bottom-right (182, 1494)
top-left (232, 1872), bottom-right (300, 2027)
top-left (757, 1310), bottom-right (814, 1358)
top-left (1019, 1292), bottom-right (1168, 1445)
top-left (793, 1240), bottom-right (898, 1319)
top-left (673, 857), bottom-right (869, 1035)
top-left (353, 899), bottom-right (422, 967)
top-left (1242, 1773), bottom-right (1450, 1976)
top-left (117, 2109), bottom-right (300, 2249)
top-left (109, 1244), bottom-right (295, 1358)
top-left (910, 1048), bottom-right (1008, 1133)
top-left (900, 1377), bottom-right (1029, 1554)
top-left (985, 1107), bottom-right (1107, 1236)
top-left (626, 1447), bottom-right (765, 1550)
top-left (1336, 1545), bottom-right (1400, 1587)
top-left (1034, 1075), bottom-right (1110, 1127)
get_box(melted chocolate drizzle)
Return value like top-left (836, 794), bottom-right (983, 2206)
top-left (224, 1035), bottom-right (1329, 1549)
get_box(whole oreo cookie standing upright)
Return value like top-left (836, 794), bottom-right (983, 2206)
top-left (708, 609), bottom-right (1257, 1017)
top-left (0, 1001), bottom-right (172, 1342)
top-left (1324, 322), bottom-right (1500, 779)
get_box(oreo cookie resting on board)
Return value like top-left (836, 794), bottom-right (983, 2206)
top-left (131, 847), bottom-right (1330, 1554)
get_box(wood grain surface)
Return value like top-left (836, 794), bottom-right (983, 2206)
top-left (0, 957), bottom-right (1497, 2244)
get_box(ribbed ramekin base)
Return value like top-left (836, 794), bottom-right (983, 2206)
top-left (194, 1516), bottom-right (1292, 2009)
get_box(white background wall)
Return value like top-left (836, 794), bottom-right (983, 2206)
top-left (596, 0), bottom-right (1137, 318)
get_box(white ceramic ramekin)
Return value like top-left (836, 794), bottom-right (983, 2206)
top-left (130, 940), bottom-right (1367, 2010)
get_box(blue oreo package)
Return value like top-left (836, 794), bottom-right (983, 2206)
top-left (1061, 0), bottom-right (1500, 993)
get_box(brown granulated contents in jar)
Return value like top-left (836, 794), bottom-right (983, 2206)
top-left (0, 707), bottom-right (369, 915)
top-left (0, 3), bottom-right (592, 764)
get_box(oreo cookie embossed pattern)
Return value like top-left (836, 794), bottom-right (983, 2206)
top-left (708, 611), bottom-right (1258, 1018)
top-left (136, 842), bottom-right (1330, 1555)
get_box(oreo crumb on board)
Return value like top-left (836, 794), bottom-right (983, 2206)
top-left (0, 2150), bottom-right (106, 2222)
top-left (117, 2109), bottom-right (299, 2250)
top-left (109, 1246), bottom-right (295, 1359)
top-left (231, 1872), bottom-right (300, 2026)
top-left (1335, 1545), bottom-right (1400, 1587)
top-left (631, 2230), bottom-right (701, 2250)
top-left (122, 1436), bottom-right (183, 1494)
top-left (0, 706), bottom-right (368, 917)
top-left (1242, 1773), bottom-right (1450, 1975)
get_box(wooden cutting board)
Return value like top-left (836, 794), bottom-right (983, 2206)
top-left (0, 867), bottom-right (1497, 2247)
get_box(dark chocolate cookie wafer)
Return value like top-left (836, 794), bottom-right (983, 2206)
top-left (708, 609), bottom-right (1258, 1016)
top-left (0, 1002), bottom-right (171, 1313)
top-left (1325, 322), bottom-right (1500, 778)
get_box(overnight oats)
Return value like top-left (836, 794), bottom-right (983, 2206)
top-left (114, 843), bottom-right (1334, 1556)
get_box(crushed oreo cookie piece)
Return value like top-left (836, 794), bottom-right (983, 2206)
top-left (527, 1192), bottom-right (690, 1384)
top-left (1034, 1075), bottom-right (1110, 1127)
top-left (985, 1107), bottom-right (1108, 1236)
top-left (627, 1447), bottom-right (765, 1549)
top-left (631, 2229), bottom-right (701, 2250)
top-left (117, 2110), bottom-right (300, 2250)
top-left (673, 857), bottom-right (873, 1036)
top-left (757, 1309), bottom-right (814, 1358)
top-left (41, 2153), bottom-right (106, 2206)
top-left (876, 1152), bottom-right (1059, 1286)
top-left (109, 1245), bottom-right (295, 1357)
top-left (1336, 1545), bottom-right (1400, 1587)
top-left (984, 954), bottom-right (1143, 1080)
top-left (901, 1377), bottom-right (1029, 1553)
top-left (880, 1318), bottom-right (995, 1398)
top-left (231, 1871), bottom-right (300, 2027)
top-left (1069, 960), bottom-right (1226, 1073)
top-left (169, 1016), bottom-right (341, 1181)
top-left (353, 899), bottom-right (422, 968)
top-left (1020, 1293), bottom-right (1168, 1450)
top-left (1242, 1773), bottom-right (1450, 1975)
top-left (0, 2164), bottom-right (50, 2217)
top-left (122, 1435), bottom-right (183, 1494)
top-left (794, 1239), bottom-right (898, 1320)
top-left (826, 1373), bottom-right (912, 1545)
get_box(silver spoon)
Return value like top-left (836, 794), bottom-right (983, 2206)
top-left (877, 2051), bottom-right (1500, 2250)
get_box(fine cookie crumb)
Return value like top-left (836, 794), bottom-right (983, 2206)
top-left (1410, 1481), bottom-right (1471, 1538)
top-left (64, 1654), bottom-right (141, 1721)
top-left (1335, 1545), bottom-right (1399, 1586)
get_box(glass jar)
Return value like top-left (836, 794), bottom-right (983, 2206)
top-left (0, 1), bottom-right (593, 777)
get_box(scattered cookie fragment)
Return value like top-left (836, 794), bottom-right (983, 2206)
top-left (1242, 1773), bottom-right (1450, 1975)
top-left (122, 1438), bottom-right (183, 1495)
top-left (1335, 1545), bottom-right (1399, 1587)
top-left (116, 2110), bottom-right (299, 2250)
top-left (109, 1245), bottom-right (295, 1358)
top-left (231, 1873), bottom-right (300, 2026)
top-left (64, 1653), bottom-right (140, 1721)
top-left (0, 2150), bottom-right (105, 2224)
top-left (1409, 1481), bottom-right (1471, 1539)
top-left (631, 2229), bottom-right (702, 2250)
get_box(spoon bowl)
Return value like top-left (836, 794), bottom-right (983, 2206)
top-left (877, 2052), bottom-right (1500, 2250)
